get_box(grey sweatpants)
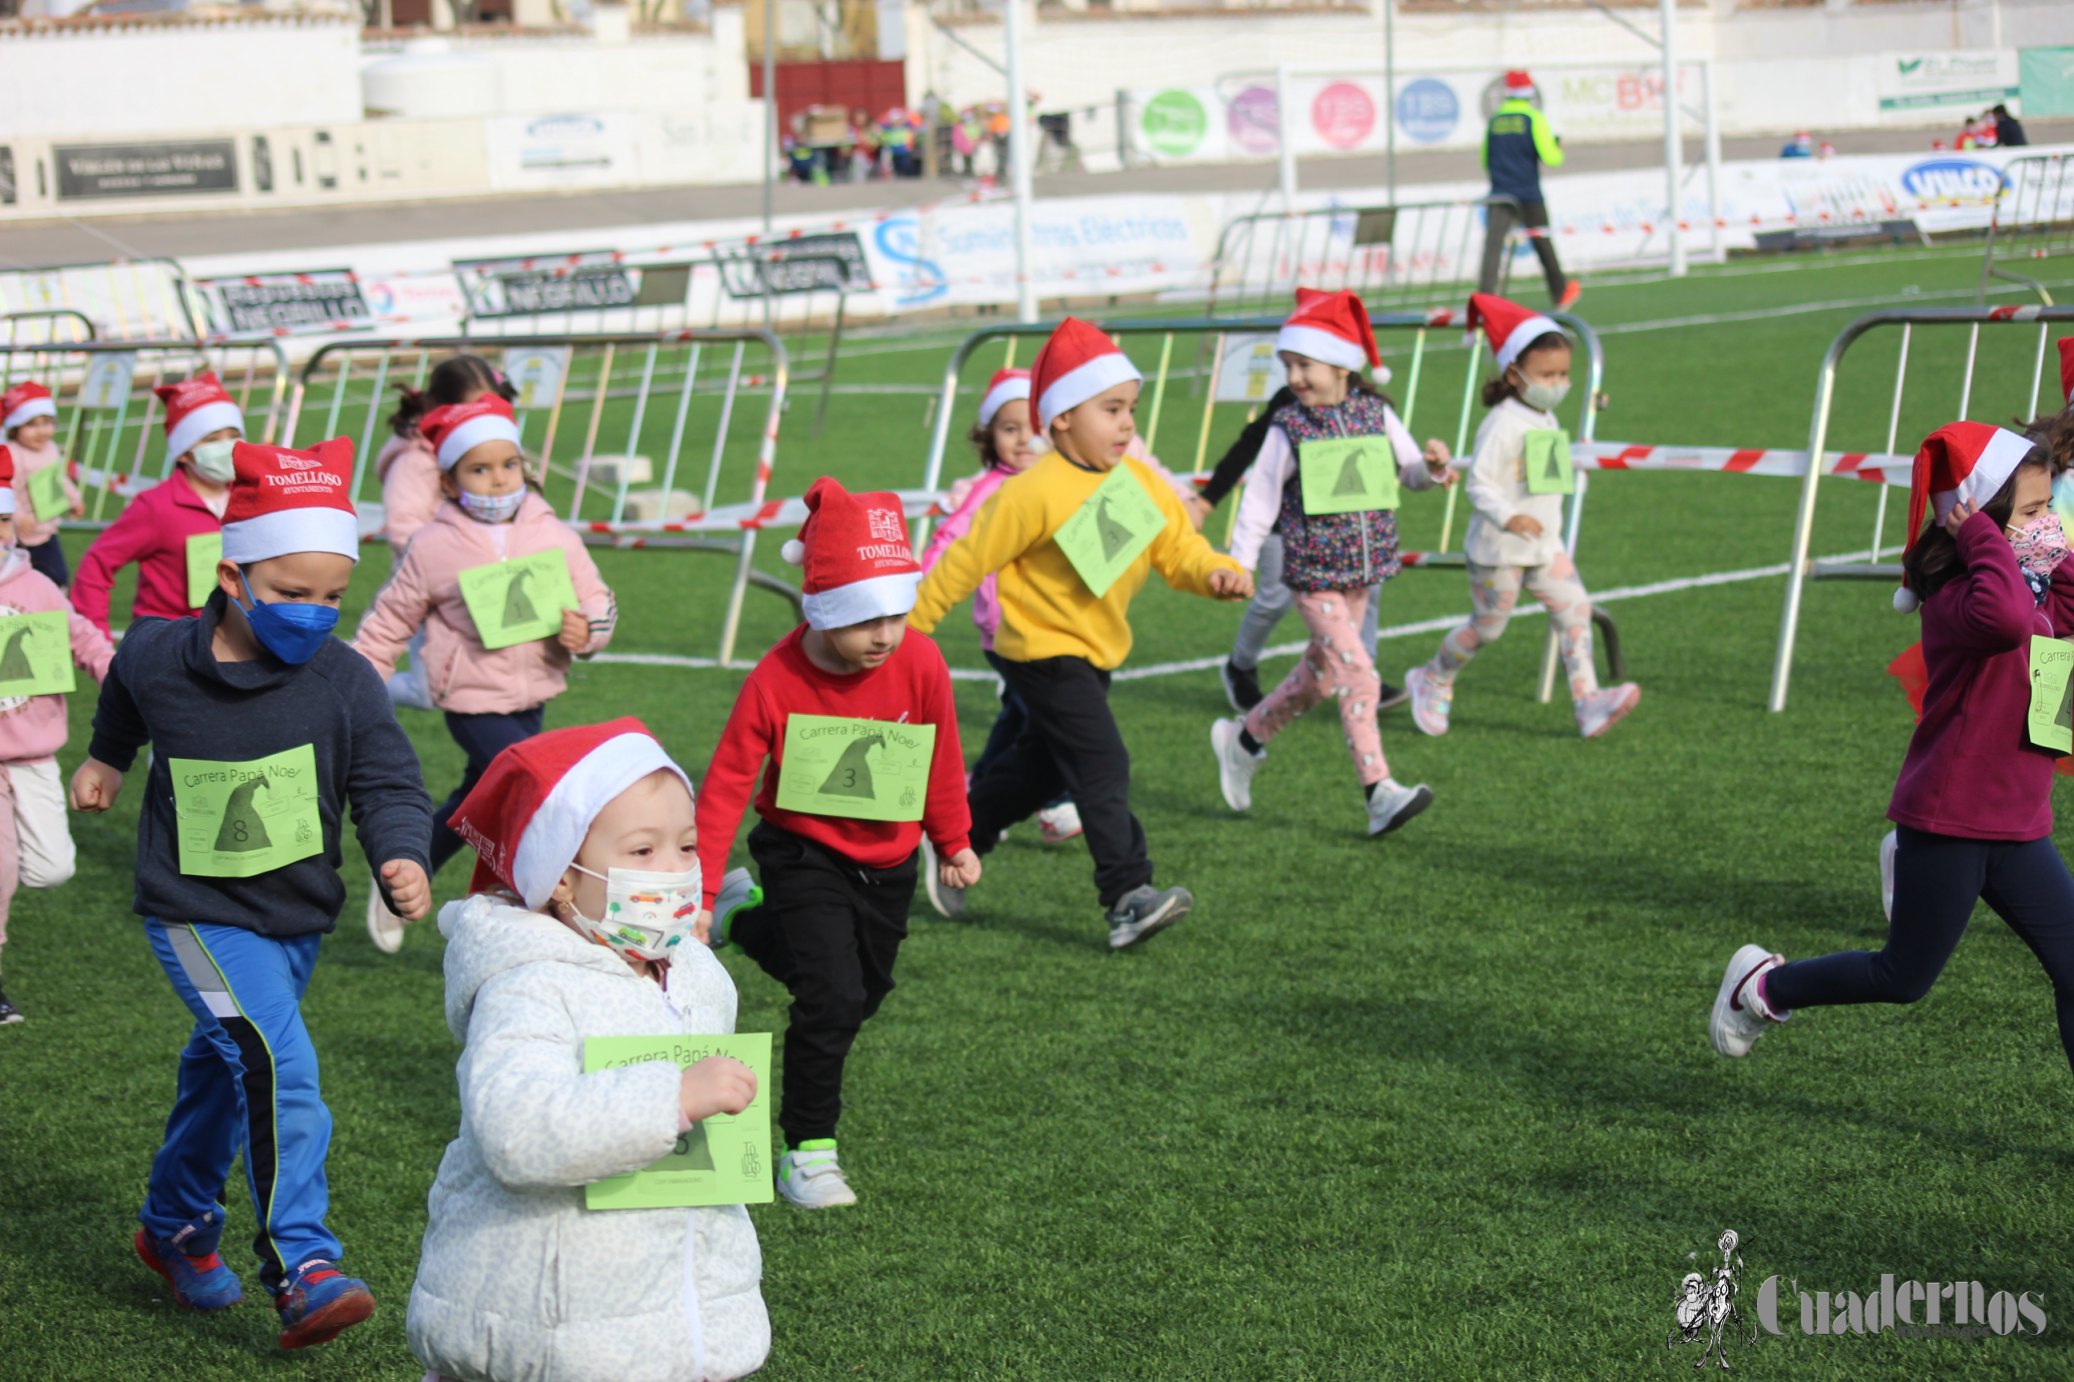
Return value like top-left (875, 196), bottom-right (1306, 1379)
top-left (1229, 532), bottom-right (1383, 670)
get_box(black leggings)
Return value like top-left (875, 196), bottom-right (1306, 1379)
top-left (1766, 827), bottom-right (2074, 1077)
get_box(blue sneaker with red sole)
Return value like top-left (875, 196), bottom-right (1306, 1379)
top-left (135, 1222), bottom-right (243, 1311)
top-left (273, 1259), bottom-right (375, 1350)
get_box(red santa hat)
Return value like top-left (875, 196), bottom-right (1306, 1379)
top-left (156, 373), bottom-right (245, 463)
top-left (977, 368), bottom-right (1031, 428)
top-left (422, 396), bottom-right (523, 471)
top-left (1503, 70), bottom-right (1536, 100)
top-left (778, 476), bottom-right (921, 630)
top-left (1894, 421), bottom-right (2038, 612)
top-left (1030, 317), bottom-right (1142, 433)
top-left (449, 717), bottom-right (692, 910)
top-left (1276, 288), bottom-right (1392, 383)
top-left (2, 382), bottom-right (55, 435)
top-left (2058, 336), bottom-right (2072, 405)
top-left (0, 446), bottom-right (15, 518)
top-left (1467, 292), bottom-right (1566, 372)
top-left (220, 437), bottom-right (361, 566)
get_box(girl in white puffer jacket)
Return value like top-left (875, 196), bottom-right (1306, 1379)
top-left (407, 717), bottom-right (770, 1382)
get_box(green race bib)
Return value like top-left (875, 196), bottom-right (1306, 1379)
top-left (0, 611), bottom-right (76, 699)
top-left (582, 1033), bottom-right (774, 1210)
top-left (25, 463), bottom-right (67, 524)
top-left (185, 532), bottom-right (223, 609)
top-left (2027, 635), bottom-right (2074, 754)
top-left (1298, 436), bottom-right (1399, 516)
top-left (1054, 465), bottom-right (1163, 599)
top-left (775, 714), bottom-right (938, 822)
top-left (458, 548), bottom-right (580, 651)
top-left (168, 744), bottom-right (324, 879)
top-left (1524, 428), bottom-right (1574, 496)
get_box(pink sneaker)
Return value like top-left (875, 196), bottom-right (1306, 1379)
top-left (1577, 683), bottom-right (1641, 739)
top-left (1404, 665), bottom-right (1453, 738)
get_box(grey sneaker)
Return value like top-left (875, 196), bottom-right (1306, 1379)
top-left (1210, 716), bottom-right (1262, 812)
top-left (921, 838), bottom-right (968, 919)
top-left (1365, 779), bottom-right (1434, 838)
top-left (1105, 885), bottom-right (1192, 950)
top-left (708, 867), bottom-right (762, 949)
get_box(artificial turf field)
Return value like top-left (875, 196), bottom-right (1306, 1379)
top-left (5, 243), bottom-right (2074, 1380)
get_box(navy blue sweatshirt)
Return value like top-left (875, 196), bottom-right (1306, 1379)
top-left (88, 591), bottom-right (434, 938)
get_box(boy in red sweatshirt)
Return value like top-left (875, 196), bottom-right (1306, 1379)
top-left (695, 476), bottom-right (977, 1210)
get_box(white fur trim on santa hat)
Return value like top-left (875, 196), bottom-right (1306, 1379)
top-left (221, 507), bottom-right (362, 565)
top-left (511, 731), bottom-right (692, 908)
top-left (434, 411), bottom-right (523, 470)
top-left (165, 400), bottom-right (244, 464)
top-left (1931, 425), bottom-right (2034, 526)
top-left (801, 569), bottom-right (921, 631)
top-left (3, 397), bottom-right (55, 433)
top-left (978, 374), bottom-right (1032, 428)
top-left (1274, 323), bottom-right (1370, 374)
top-left (0, 489), bottom-right (15, 518)
top-left (1037, 352), bottom-right (1142, 431)
top-left (1495, 314), bottom-right (1563, 372)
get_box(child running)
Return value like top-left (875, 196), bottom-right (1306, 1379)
top-left (1209, 289), bottom-right (1454, 837)
top-left (920, 366), bottom-right (1080, 844)
top-left (353, 394), bottom-right (616, 951)
top-left (1403, 293), bottom-right (1639, 739)
top-left (72, 373), bottom-right (244, 638)
top-left (3, 381), bottom-right (84, 589)
top-left (697, 476), bottom-right (976, 1209)
top-left (1712, 423), bottom-right (2074, 1078)
top-left (70, 437), bottom-right (433, 1349)
top-left (409, 718), bottom-right (770, 1382)
top-left (0, 444), bottom-right (115, 1025)
top-left (909, 318), bottom-right (1253, 944)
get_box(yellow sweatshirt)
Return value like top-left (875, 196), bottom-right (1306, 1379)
top-left (910, 450), bottom-right (1241, 670)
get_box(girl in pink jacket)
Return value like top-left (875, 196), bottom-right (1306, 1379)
top-left (352, 396), bottom-right (616, 952)
top-left (0, 446), bottom-right (117, 1025)
top-left (3, 382), bottom-right (84, 590)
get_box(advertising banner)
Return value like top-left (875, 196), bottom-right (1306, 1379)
top-left (192, 269), bottom-right (372, 336)
top-left (54, 140), bottom-right (238, 201)
top-left (484, 114), bottom-right (638, 192)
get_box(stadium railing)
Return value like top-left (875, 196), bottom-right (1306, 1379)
top-left (1770, 304), bottom-right (2074, 711)
top-left (1978, 153), bottom-right (2074, 308)
top-left (1204, 197), bottom-right (1519, 319)
top-left (0, 257), bottom-right (201, 343)
top-left (2, 308), bottom-right (97, 354)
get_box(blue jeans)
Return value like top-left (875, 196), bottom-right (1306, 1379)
top-left (1766, 828), bottom-right (2074, 1077)
top-left (430, 706), bottom-right (545, 873)
top-left (141, 920), bottom-right (334, 1293)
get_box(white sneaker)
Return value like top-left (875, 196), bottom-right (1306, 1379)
top-left (1365, 778), bottom-right (1434, 837)
top-left (366, 885), bottom-right (407, 954)
top-left (1879, 829), bottom-right (1898, 923)
top-left (386, 668), bottom-right (435, 713)
top-left (920, 837), bottom-right (967, 919)
top-left (1577, 683), bottom-right (1641, 739)
top-left (708, 867), bottom-right (761, 949)
top-left (1404, 666), bottom-right (1452, 738)
top-left (776, 1140), bottom-right (858, 1208)
top-left (1709, 943), bottom-right (1786, 1058)
top-left (1036, 801), bottom-right (1083, 843)
top-left (1209, 717), bottom-right (1263, 812)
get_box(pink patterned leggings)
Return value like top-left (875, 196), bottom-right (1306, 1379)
top-left (1428, 553), bottom-right (1600, 702)
top-left (1243, 586), bottom-right (1390, 787)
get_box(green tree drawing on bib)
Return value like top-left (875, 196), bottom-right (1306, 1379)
top-left (820, 734), bottom-right (882, 799)
top-left (1334, 452), bottom-right (1368, 497)
top-left (215, 776), bottom-right (273, 853)
top-left (502, 566), bottom-right (540, 630)
top-left (1544, 446), bottom-right (1567, 485)
top-left (0, 626), bottom-right (32, 684)
top-left (1096, 496), bottom-right (1136, 562)
top-left (2058, 675), bottom-right (2073, 734)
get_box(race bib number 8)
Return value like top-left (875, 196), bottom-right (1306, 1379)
top-left (775, 714), bottom-right (937, 823)
top-left (1298, 436), bottom-right (1399, 516)
top-left (169, 744), bottom-right (325, 878)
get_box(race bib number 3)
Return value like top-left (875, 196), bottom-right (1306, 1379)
top-left (185, 532), bottom-right (224, 609)
top-left (1054, 465), bottom-right (1164, 599)
top-left (169, 744), bottom-right (325, 879)
top-left (2027, 635), bottom-right (2074, 754)
top-left (1298, 436), bottom-right (1399, 516)
top-left (775, 714), bottom-right (937, 822)
top-left (1524, 428), bottom-right (1575, 496)
top-left (0, 611), bottom-right (76, 699)
top-left (458, 548), bottom-right (579, 651)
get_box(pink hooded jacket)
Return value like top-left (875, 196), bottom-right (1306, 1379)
top-left (71, 469), bottom-right (224, 637)
top-left (0, 552), bottom-right (115, 763)
top-left (7, 437), bottom-right (82, 549)
top-left (375, 433), bottom-right (444, 559)
top-left (352, 493), bottom-right (616, 715)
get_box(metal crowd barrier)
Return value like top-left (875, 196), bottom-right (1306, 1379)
top-left (1979, 153), bottom-right (2074, 307)
top-left (2, 308), bottom-right (97, 354)
top-left (0, 256), bottom-right (200, 343)
top-left (1204, 197), bottom-right (1519, 318)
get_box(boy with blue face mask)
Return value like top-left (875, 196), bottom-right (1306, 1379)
top-left (70, 436), bottom-right (435, 1351)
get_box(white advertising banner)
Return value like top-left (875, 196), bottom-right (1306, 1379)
top-left (484, 113), bottom-right (640, 193)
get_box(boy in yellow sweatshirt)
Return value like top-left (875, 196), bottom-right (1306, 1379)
top-left (910, 318), bottom-right (1252, 947)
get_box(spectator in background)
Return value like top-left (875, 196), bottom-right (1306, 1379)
top-left (1994, 104), bottom-right (2029, 148)
top-left (1478, 70), bottom-right (1581, 310)
top-left (1780, 131), bottom-right (1815, 159)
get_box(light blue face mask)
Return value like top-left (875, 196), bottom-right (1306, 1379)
top-left (235, 571), bottom-right (339, 665)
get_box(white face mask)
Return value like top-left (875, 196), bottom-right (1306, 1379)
top-left (564, 861), bottom-right (703, 963)
top-left (458, 488), bottom-right (524, 524)
top-left (189, 438), bottom-right (238, 484)
top-left (1520, 379), bottom-right (1571, 413)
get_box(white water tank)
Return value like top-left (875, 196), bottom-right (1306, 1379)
top-left (361, 38), bottom-right (497, 120)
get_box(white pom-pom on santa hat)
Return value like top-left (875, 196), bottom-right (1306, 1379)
top-left (1373, 364), bottom-right (1393, 387)
top-left (781, 537), bottom-right (807, 566)
top-left (1893, 586), bottom-right (1920, 614)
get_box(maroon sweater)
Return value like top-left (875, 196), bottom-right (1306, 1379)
top-left (1890, 511), bottom-right (2074, 841)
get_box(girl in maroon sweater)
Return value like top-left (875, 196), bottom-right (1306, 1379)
top-left (1712, 422), bottom-right (2074, 1077)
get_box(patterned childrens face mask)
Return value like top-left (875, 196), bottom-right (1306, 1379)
top-left (564, 861), bottom-right (703, 963)
top-left (2007, 512), bottom-right (2069, 582)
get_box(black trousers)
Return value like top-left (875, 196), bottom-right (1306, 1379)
top-left (27, 538), bottom-right (67, 589)
top-left (969, 655), bottom-right (1152, 909)
top-left (730, 821), bottom-right (914, 1148)
top-left (1479, 198), bottom-right (1568, 301)
top-left (429, 705), bottom-right (545, 873)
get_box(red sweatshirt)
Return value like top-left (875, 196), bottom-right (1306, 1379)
top-left (1890, 510), bottom-right (2074, 841)
top-left (695, 625), bottom-right (971, 909)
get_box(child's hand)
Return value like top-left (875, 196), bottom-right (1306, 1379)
top-left (380, 859), bottom-right (432, 920)
top-left (1942, 499), bottom-right (1978, 538)
top-left (940, 847), bottom-right (981, 889)
top-left (1423, 439), bottom-right (1454, 480)
top-left (692, 908), bottom-right (714, 944)
top-left (1505, 514), bottom-right (1545, 539)
top-left (555, 608), bottom-right (588, 652)
top-left (1207, 567), bottom-right (1254, 601)
top-left (1182, 494), bottom-right (1213, 530)
top-left (679, 1056), bottom-right (758, 1124)
top-left (68, 499), bottom-right (86, 519)
top-left (69, 757), bottom-right (123, 813)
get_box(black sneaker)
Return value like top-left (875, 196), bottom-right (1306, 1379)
top-left (0, 985), bottom-right (19, 1025)
top-left (1105, 885), bottom-right (1192, 950)
top-left (1376, 680), bottom-right (1411, 710)
top-left (1220, 660), bottom-right (1264, 712)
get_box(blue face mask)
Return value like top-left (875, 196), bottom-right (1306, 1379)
top-left (235, 571), bottom-right (339, 665)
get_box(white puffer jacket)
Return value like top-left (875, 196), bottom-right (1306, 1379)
top-left (407, 894), bottom-right (771, 1382)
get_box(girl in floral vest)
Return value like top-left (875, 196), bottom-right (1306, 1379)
top-left (1211, 289), bottom-right (1454, 838)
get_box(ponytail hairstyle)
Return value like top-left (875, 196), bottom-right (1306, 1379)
top-left (1480, 331), bottom-right (1570, 408)
top-left (1900, 439), bottom-right (2050, 606)
top-left (388, 353), bottom-right (515, 440)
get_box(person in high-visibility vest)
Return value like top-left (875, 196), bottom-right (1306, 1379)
top-left (1478, 70), bottom-right (1581, 309)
